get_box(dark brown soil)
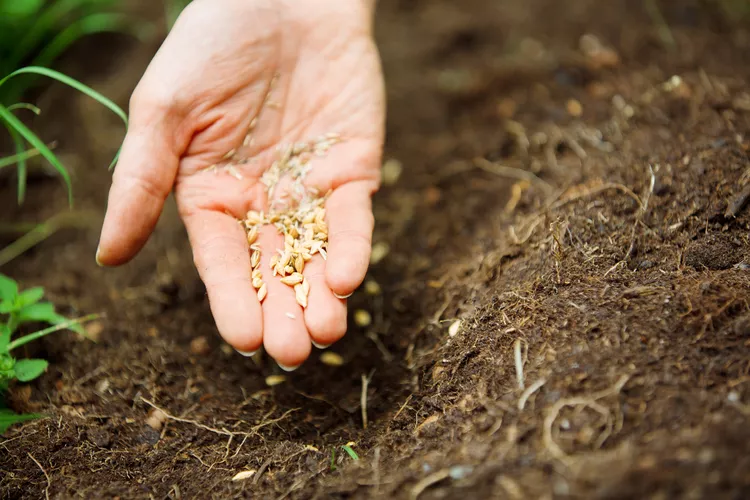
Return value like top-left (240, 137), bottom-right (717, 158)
top-left (3, 0), bottom-right (750, 498)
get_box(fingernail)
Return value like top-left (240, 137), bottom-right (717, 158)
top-left (95, 245), bottom-right (104, 267)
top-left (234, 348), bottom-right (258, 357)
top-left (277, 362), bottom-right (301, 372)
top-left (311, 340), bottom-right (331, 349)
top-left (333, 291), bottom-right (353, 299)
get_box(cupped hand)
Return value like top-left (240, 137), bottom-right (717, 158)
top-left (96, 0), bottom-right (385, 369)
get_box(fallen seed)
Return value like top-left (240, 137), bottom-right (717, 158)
top-left (265, 375), bottom-right (286, 386)
top-left (364, 280), bottom-right (381, 295)
top-left (382, 158), bottom-right (403, 186)
top-left (354, 310), bottom-right (372, 327)
top-left (232, 470), bottom-right (257, 481)
top-left (448, 320), bottom-right (462, 337)
top-left (370, 242), bottom-right (390, 265)
top-left (320, 351), bottom-right (344, 366)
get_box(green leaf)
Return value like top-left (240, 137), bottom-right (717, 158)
top-left (17, 287), bottom-right (44, 308)
top-left (0, 0), bottom-right (44, 17)
top-left (6, 124), bottom-right (28, 203)
top-left (0, 103), bottom-right (74, 206)
top-left (16, 302), bottom-right (77, 333)
top-left (0, 274), bottom-right (18, 302)
top-left (13, 358), bottom-right (48, 382)
top-left (0, 408), bottom-right (40, 434)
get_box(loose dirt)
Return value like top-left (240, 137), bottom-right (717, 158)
top-left (2, 0), bottom-right (750, 498)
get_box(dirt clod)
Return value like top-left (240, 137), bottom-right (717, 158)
top-left (684, 234), bottom-right (742, 270)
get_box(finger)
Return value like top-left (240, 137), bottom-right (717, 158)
top-left (183, 210), bottom-right (263, 354)
top-left (303, 256), bottom-right (348, 348)
top-left (97, 109), bottom-right (181, 267)
top-left (257, 226), bottom-right (312, 370)
top-left (324, 180), bottom-right (377, 297)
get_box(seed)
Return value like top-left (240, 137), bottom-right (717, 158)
top-left (566, 99), bottom-right (583, 117)
top-left (285, 233), bottom-right (294, 247)
top-left (252, 277), bottom-right (263, 289)
top-left (319, 248), bottom-right (327, 261)
top-left (280, 273), bottom-right (304, 286)
top-left (301, 252), bottom-right (312, 262)
top-left (382, 158), bottom-right (403, 186)
top-left (246, 226), bottom-right (258, 245)
top-left (448, 320), bottom-right (462, 337)
top-left (257, 283), bottom-right (267, 302)
top-left (270, 254), bottom-right (279, 269)
top-left (251, 250), bottom-right (261, 269)
top-left (246, 210), bottom-right (262, 225)
top-left (232, 470), bottom-right (257, 481)
top-left (364, 280), bottom-right (381, 295)
top-left (295, 254), bottom-right (305, 272)
top-left (354, 309), bottom-right (372, 327)
top-left (190, 336), bottom-right (211, 355)
top-left (295, 283), bottom-right (308, 308)
top-left (370, 242), bottom-right (390, 265)
top-left (302, 277), bottom-right (310, 296)
top-left (265, 375), bottom-right (286, 386)
top-left (284, 265), bottom-right (295, 275)
top-left (320, 352), bottom-right (344, 366)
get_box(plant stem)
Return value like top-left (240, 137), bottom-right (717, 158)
top-left (6, 314), bottom-right (99, 352)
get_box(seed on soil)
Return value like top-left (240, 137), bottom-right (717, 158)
top-left (145, 408), bottom-right (168, 431)
top-left (265, 375), bottom-right (286, 386)
top-left (370, 241), bottom-right (390, 265)
top-left (320, 351), bottom-right (344, 366)
top-left (566, 99), bottom-right (583, 117)
top-left (364, 279), bottom-right (381, 295)
top-left (189, 336), bottom-right (211, 355)
top-left (448, 320), bottom-right (462, 337)
top-left (382, 158), bottom-right (403, 186)
top-left (231, 470), bottom-right (256, 481)
top-left (354, 309), bottom-right (372, 327)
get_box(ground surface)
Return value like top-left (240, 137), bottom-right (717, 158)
top-left (2, 0), bottom-right (750, 498)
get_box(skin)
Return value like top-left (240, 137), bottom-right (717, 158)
top-left (96, 0), bottom-right (384, 369)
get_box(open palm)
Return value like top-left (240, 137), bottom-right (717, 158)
top-left (96, 0), bottom-right (384, 369)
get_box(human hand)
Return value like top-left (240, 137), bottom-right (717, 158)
top-left (96, 0), bottom-right (385, 369)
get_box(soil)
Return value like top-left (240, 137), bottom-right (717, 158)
top-left (2, 0), bottom-right (750, 498)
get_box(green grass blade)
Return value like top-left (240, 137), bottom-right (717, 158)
top-left (6, 103), bottom-right (41, 115)
top-left (5, 313), bottom-right (99, 352)
top-left (8, 126), bottom-right (28, 203)
top-left (1, 67), bottom-right (127, 126)
top-left (0, 409), bottom-right (41, 434)
top-left (341, 444), bottom-right (359, 460)
top-left (0, 103), bottom-right (73, 206)
top-left (0, 148), bottom-right (40, 171)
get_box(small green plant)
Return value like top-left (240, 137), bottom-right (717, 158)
top-left (0, 273), bottom-right (96, 433)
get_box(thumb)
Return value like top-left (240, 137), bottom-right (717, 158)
top-left (96, 101), bottom-right (182, 266)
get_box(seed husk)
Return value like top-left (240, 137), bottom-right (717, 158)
top-left (257, 283), bottom-right (267, 302)
top-left (252, 277), bottom-right (264, 289)
top-left (251, 250), bottom-right (261, 269)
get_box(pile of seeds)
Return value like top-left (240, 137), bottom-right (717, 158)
top-left (241, 135), bottom-right (339, 308)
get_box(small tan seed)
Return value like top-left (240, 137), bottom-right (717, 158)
top-left (320, 352), bottom-right (344, 366)
top-left (280, 273), bottom-right (304, 286)
top-left (295, 283), bottom-right (308, 308)
top-left (252, 269), bottom-right (262, 280)
top-left (364, 280), bottom-right (381, 295)
top-left (252, 277), bottom-right (263, 289)
top-left (295, 254), bottom-right (305, 272)
top-left (246, 225), bottom-right (258, 245)
top-left (257, 283), bottom-right (267, 302)
top-left (251, 250), bottom-right (261, 269)
top-left (270, 254), bottom-right (279, 269)
top-left (265, 375), bottom-right (286, 386)
top-left (370, 241), bottom-right (390, 265)
top-left (284, 265), bottom-right (295, 275)
top-left (354, 309), bottom-right (372, 327)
